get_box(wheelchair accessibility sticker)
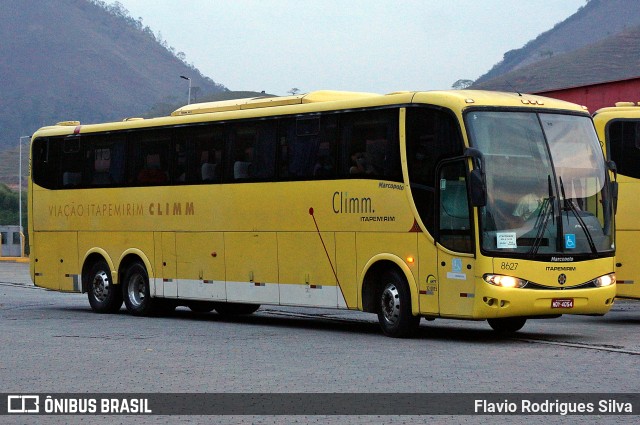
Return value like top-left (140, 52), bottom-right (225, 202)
top-left (452, 258), bottom-right (462, 273)
top-left (564, 234), bottom-right (576, 249)
top-left (446, 258), bottom-right (467, 280)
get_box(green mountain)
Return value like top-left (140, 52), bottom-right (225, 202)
top-left (0, 0), bottom-right (227, 152)
top-left (472, 0), bottom-right (640, 91)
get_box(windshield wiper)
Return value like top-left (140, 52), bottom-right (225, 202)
top-left (559, 176), bottom-right (597, 254)
top-left (528, 175), bottom-right (555, 256)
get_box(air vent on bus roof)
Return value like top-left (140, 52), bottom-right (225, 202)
top-left (56, 121), bottom-right (81, 126)
top-left (614, 102), bottom-right (639, 107)
top-left (171, 90), bottom-right (380, 116)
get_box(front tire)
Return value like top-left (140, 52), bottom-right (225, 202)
top-left (377, 270), bottom-right (420, 338)
top-left (488, 317), bottom-right (527, 333)
top-left (86, 260), bottom-right (122, 313)
top-left (122, 262), bottom-right (157, 316)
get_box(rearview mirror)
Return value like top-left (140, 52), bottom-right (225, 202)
top-left (469, 168), bottom-right (486, 207)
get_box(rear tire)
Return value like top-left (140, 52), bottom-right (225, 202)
top-left (488, 317), bottom-right (527, 333)
top-left (122, 262), bottom-right (157, 316)
top-left (86, 260), bottom-right (122, 313)
top-left (214, 302), bottom-right (260, 316)
top-left (377, 270), bottom-right (420, 338)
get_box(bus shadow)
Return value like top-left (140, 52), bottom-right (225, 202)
top-left (599, 316), bottom-right (640, 325)
top-left (59, 306), bottom-right (586, 343)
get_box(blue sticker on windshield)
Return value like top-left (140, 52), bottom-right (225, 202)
top-left (565, 234), bottom-right (576, 249)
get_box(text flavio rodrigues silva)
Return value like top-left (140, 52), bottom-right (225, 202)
top-left (475, 398), bottom-right (633, 415)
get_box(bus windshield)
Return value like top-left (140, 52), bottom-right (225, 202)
top-left (466, 111), bottom-right (614, 258)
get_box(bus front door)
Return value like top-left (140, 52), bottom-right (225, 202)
top-left (437, 248), bottom-right (475, 318)
top-left (436, 161), bottom-right (475, 318)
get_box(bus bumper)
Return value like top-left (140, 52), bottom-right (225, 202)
top-left (472, 282), bottom-right (617, 319)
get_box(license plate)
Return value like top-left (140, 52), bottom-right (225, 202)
top-left (551, 298), bottom-right (574, 308)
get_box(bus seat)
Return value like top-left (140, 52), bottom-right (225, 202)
top-left (201, 163), bottom-right (217, 182)
top-left (62, 172), bottom-right (82, 187)
top-left (92, 157), bottom-right (112, 185)
top-left (234, 161), bottom-right (252, 180)
top-left (137, 154), bottom-right (168, 184)
top-left (92, 172), bottom-right (111, 185)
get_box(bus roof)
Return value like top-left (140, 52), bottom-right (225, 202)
top-left (593, 102), bottom-right (640, 119)
top-left (171, 90), bottom-right (381, 116)
top-left (33, 90), bottom-right (589, 137)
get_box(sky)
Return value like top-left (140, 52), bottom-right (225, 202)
top-left (114, 0), bottom-right (587, 96)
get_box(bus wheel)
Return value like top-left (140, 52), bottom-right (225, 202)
top-left (122, 262), bottom-right (155, 316)
top-left (214, 302), bottom-right (260, 316)
top-left (488, 317), bottom-right (527, 333)
top-left (377, 270), bottom-right (420, 338)
top-left (87, 260), bottom-right (122, 313)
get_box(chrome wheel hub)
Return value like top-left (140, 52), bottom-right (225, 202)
top-left (381, 284), bottom-right (401, 325)
top-left (127, 274), bottom-right (146, 308)
top-left (92, 271), bottom-right (110, 302)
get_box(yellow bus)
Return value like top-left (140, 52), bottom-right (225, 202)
top-left (29, 90), bottom-right (617, 337)
top-left (593, 102), bottom-right (640, 299)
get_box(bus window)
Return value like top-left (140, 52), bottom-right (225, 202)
top-left (315, 115), bottom-right (338, 179)
top-left (279, 115), bottom-right (338, 180)
top-left (438, 160), bottom-right (472, 253)
top-left (230, 121), bottom-right (277, 181)
top-left (134, 131), bottom-right (171, 185)
top-left (608, 120), bottom-right (640, 179)
top-left (173, 125), bottom-right (225, 184)
top-left (286, 117), bottom-right (319, 179)
top-left (406, 107), bottom-right (463, 235)
top-left (60, 136), bottom-right (84, 188)
top-left (87, 135), bottom-right (126, 187)
top-left (340, 109), bottom-right (401, 181)
top-left (32, 137), bottom-right (61, 190)
top-left (195, 127), bottom-right (224, 183)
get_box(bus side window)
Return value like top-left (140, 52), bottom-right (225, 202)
top-left (137, 153), bottom-right (168, 184)
top-left (133, 133), bottom-right (171, 185)
top-left (185, 126), bottom-right (225, 184)
top-left (281, 115), bottom-right (337, 180)
top-left (231, 125), bottom-right (254, 181)
top-left (91, 147), bottom-right (112, 186)
top-left (315, 115), bottom-right (338, 179)
top-left (340, 109), bottom-right (400, 180)
top-left (60, 136), bottom-right (84, 188)
top-left (231, 121), bottom-right (276, 181)
top-left (406, 107), bottom-right (464, 235)
top-left (277, 118), bottom-right (295, 179)
top-left (608, 120), bottom-right (640, 179)
top-left (438, 160), bottom-right (473, 253)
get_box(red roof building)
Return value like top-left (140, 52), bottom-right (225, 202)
top-left (534, 76), bottom-right (640, 113)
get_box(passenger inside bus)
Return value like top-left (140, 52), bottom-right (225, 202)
top-left (512, 187), bottom-right (544, 221)
top-left (349, 151), bottom-right (374, 175)
top-left (137, 153), bottom-right (168, 184)
top-left (234, 146), bottom-right (254, 180)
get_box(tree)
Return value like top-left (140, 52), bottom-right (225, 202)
top-left (451, 79), bottom-right (474, 90)
top-left (287, 88), bottom-right (301, 96)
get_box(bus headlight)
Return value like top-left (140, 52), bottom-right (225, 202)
top-left (483, 274), bottom-right (528, 288)
top-left (594, 273), bottom-right (616, 287)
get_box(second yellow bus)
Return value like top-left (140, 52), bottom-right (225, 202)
top-left (594, 102), bottom-right (640, 299)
